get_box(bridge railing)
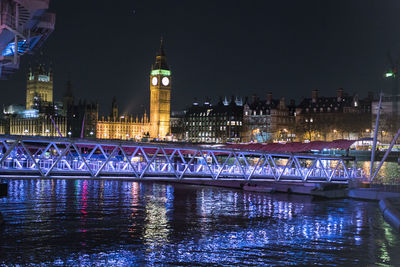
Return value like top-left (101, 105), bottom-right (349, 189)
top-left (0, 135), bottom-right (366, 182)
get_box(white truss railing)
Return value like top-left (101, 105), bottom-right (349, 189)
top-left (0, 135), bottom-right (366, 183)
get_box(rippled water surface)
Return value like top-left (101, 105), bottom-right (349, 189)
top-left (0, 179), bottom-right (399, 266)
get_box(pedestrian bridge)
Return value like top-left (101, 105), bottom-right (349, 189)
top-left (0, 135), bottom-right (366, 183)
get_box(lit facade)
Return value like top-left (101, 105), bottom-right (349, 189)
top-left (295, 88), bottom-right (372, 141)
top-left (9, 115), bottom-right (67, 137)
top-left (184, 97), bottom-right (243, 143)
top-left (26, 65), bottom-right (53, 109)
top-left (242, 93), bottom-right (296, 142)
top-left (5, 63), bottom-right (66, 137)
top-left (97, 114), bottom-right (150, 141)
top-left (150, 40), bottom-right (171, 139)
top-left (97, 40), bottom-right (170, 141)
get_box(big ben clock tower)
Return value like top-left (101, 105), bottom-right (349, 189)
top-left (150, 39), bottom-right (171, 139)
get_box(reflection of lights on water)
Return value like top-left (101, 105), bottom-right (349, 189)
top-left (80, 180), bottom-right (88, 246)
top-left (2, 179), bottom-right (399, 266)
top-left (143, 184), bottom-right (171, 247)
top-left (128, 182), bottom-right (140, 237)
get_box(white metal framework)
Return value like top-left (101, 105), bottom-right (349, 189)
top-left (0, 135), bottom-right (365, 182)
top-left (0, 0), bottom-right (55, 78)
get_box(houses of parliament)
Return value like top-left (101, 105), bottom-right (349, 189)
top-left (97, 40), bottom-right (172, 140)
top-left (1, 41), bottom-right (172, 141)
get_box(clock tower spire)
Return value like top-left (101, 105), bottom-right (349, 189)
top-left (150, 38), bottom-right (171, 139)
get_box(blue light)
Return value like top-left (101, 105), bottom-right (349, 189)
top-left (21, 109), bottom-right (39, 118)
top-left (2, 40), bottom-right (27, 56)
top-left (1, 36), bottom-right (41, 56)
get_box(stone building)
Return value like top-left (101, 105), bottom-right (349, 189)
top-left (96, 40), bottom-right (170, 141)
top-left (295, 88), bottom-right (372, 141)
top-left (10, 115), bottom-right (67, 137)
top-left (170, 110), bottom-right (186, 141)
top-left (5, 63), bottom-right (67, 137)
top-left (26, 64), bottom-right (53, 110)
top-left (242, 93), bottom-right (296, 142)
top-left (184, 97), bottom-right (243, 143)
top-left (96, 97), bottom-right (150, 140)
top-left (3, 62), bottom-right (98, 138)
top-left (149, 39), bottom-right (171, 139)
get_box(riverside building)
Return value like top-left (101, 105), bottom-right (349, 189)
top-left (242, 93), bottom-right (296, 142)
top-left (295, 88), bottom-right (372, 141)
top-left (184, 97), bottom-right (243, 143)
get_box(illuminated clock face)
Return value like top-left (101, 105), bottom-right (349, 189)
top-left (152, 77), bottom-right (158, 86)
top-left (162, 77), bottom-right (170, 86)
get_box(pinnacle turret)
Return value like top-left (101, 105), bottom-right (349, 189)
top-left (152, 38), bottom-right (169, 70)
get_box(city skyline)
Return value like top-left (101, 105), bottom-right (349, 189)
top-left (1, 0), bottom-right (400, 115)
top-left (1, 2), bottom-right (400, 266)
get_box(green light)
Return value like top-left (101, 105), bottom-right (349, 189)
top-left (151, 69), bottom-right (171, 76)
top-left (385, 72), bottom-right (394, 78)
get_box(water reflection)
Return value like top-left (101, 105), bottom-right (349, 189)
top-left (143, 184), bottom-right (172, 247)
top-left (0, 179), bottom-right (399, 266)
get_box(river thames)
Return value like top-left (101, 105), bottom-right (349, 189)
top-left (0, 179), bottom-right (399, 266)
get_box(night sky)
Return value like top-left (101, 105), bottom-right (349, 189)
top-left (1, 0), bottom-right (400, 115)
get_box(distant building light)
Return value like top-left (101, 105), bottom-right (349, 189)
top-left (21, 109), bottom-right (39, 118)
top-left (38, 75), bottom-right (49, 82)
top-left (45, 129), bottom-right (50, 133)
top-left (90, 131), bottom-right (94, 135)
top-left (385, 72), bottom-right (394, 78)
top-left (68, 131), bottom-right (72, 136)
